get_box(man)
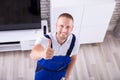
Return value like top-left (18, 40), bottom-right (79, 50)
top-left (30, 13), bottom-right (80, 80)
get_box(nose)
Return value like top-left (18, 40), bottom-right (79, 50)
top-left (62, 27), bottom-right (68, 32)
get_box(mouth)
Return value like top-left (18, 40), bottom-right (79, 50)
top-left (61, 32), bottom-right (67, 36)
top-left (60, 33), bottom-right (69, 38)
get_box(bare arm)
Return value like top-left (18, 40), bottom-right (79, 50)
top-left (30, 39), bottom-right (54, 60)
top-left (65, 55), bottom-right (77, 80)
top-left (30, 44), bottom-right (44, 60)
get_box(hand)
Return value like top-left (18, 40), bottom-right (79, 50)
top-left (44, 39), bottom-right (54, 59)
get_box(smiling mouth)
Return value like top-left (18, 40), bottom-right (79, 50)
top-left (61, 33), bottom-right (67, 36)
top-left (61, 32), bottom-right (67, 34)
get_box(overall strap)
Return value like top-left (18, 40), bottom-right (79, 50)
top-left (66, 34), bottom-right (76, 56)
top-left (44, 34), bottom-right (53, 48)
top-left (44, 34), bottom-right (76, 56)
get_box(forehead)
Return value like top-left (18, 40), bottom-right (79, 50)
top-left (57, 17), bottom-right (73, 24)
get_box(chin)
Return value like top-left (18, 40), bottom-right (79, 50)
top-left (60, 34), bottom-right (68, 39)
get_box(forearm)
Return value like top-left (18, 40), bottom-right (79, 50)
top-left (65, 55), bottom-right (77, 80)
top-left (30, 50), bottom-right (43, 60)
top-left (30, 44), bottom-right (44, 60)
top-left (30, 43), bottom-right (54, 60)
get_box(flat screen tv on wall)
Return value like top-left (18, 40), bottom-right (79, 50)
top-left (0, 0), bottom-right (41, 31)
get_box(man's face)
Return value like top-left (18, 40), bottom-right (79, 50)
top-left (56, 17), bottom-right (73, 39)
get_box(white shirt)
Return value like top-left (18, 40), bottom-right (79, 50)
top-left (35, 32), bottom-right (80, 57)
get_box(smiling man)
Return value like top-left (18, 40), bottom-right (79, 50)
top-left (30, 13), bottom-right (80, 80)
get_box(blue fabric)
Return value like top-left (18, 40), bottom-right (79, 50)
top-left (35, 56), bottom-right (70, 80)
top-left (35, 34), bottom-right (76, 80)
top-left (37, 56), bottom-right (71, 71)
top-left (66, 34), bottom-right (76, 56)
top-left (35, 68), bottom-right (66, 80)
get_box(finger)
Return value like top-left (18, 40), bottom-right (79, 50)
top-left (47, 39), bottom-right (51, 48)
top-left (46, 47), bottom-right (54, 56)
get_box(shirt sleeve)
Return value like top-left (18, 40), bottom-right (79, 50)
top-left (70, 37), bottom-right (80, 57)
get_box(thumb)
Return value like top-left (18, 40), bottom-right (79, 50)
top-left (47, 39), bottom-right (51, 48)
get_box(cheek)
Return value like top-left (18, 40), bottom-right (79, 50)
top-left (56, 26), bottom-right (61, 31)
top-left (70, 27), bottom-right (73, 32)
top-left (68, 28), bottom-right (72, 32)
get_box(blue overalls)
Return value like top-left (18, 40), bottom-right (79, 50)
top-left (35, 34), bottom-right (76, 80)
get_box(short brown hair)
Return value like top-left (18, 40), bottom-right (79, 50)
top-left (58, 13), bottom-right (74, 22)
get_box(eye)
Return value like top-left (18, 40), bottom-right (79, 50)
top-left (66, 26), bottom-right (70, 29)
top-left (60, 25), bottom-right (64, 28)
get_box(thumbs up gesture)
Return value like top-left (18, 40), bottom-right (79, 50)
top-left (44, 39), bottom-right (54, 59)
